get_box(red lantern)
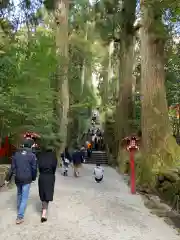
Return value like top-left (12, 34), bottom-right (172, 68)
top-left (127, 137), bottom-right (139, 151)
top-left (127, 137), bottom-right (139, 194)
top-left (121, 136), bottom-right (139, 194)
top-left (24, 132), bottom-right (41, 139)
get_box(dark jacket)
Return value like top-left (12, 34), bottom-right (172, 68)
top-left (72, 150), bottom-right (83, 165)
top-left (37, 150), bottom-right (57, 202)
top-left (6, 147), bottom-right (37, 185)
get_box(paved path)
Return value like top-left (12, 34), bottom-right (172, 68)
top-left (0, 165), bottom-right (179, 240)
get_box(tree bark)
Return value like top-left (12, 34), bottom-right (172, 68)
top-left (80, 21), bottom-right (88, 95)
top-left (115, 0), bottom-right (136, 157)
top-left (117, 40), bottom-right (135, 135)
top-left (54, 0), bottom-right (69, 160)
top-left (140, 0), bottom-right (179, 184)
top-left (101, 54), bottom-right (109, 105)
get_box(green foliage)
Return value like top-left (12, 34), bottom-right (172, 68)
top-left (166, 42), bottom-right (180, 106)
top-left (0, 0), bottom-right (10, 9)
top-left (94, 0), bottom-right (121, 43)
top-left (43, 0), bottom-right (55, 11)
top-left (0, 27), bottom-right (57, 140)
top-left (0, 1), bottom-right (98, 147)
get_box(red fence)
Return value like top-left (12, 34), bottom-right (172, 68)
top-left (0, 137), bottom-right (17, 163)
top-left (0, 132), bottom-right (40, 163)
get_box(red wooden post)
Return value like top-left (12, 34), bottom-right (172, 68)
top-left (126, 136), bottom-right (139, 195)
top-left (130, 149), bottom-right (136, 194)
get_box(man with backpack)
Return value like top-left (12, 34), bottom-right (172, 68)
top-left (5, 142), bottom-right (37, 224)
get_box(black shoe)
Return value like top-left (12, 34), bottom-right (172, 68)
top-left (41, 217), bottom-right (47, 223)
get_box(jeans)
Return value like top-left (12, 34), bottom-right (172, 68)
top-left (17, 183), bottom-right (31, 219)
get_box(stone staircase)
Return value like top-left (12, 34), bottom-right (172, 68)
top-left (84, 151), bottom-right (108, 165)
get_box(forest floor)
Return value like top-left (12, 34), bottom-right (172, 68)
top-left (0, 164), bottom-right (179, 240)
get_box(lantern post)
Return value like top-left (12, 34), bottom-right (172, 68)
top-left (126, 136), bottom-right (139, 194)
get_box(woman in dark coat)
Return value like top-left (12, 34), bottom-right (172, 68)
top-left (37, 146), bottom-right (57, 222)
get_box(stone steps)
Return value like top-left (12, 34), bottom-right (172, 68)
top-left (84, 151), bottom-right (108, 165)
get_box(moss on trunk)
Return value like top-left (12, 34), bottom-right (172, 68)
top-left (139, 1), bottom-right (180, 187)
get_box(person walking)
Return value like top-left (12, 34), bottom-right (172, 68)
top-left (80, 146), bottom-right (86, 163)
top-left (87, 141), bottom-right (92, 158)
top-left (36, 145), bottom-right (57, 222)
top-left (72, 146), bottom-right (83, 177)
top-left (5, 142), bottom-right (37, 224)
top-left (94, 137), bottom-right (99, 151)
top-left (23, 134), bottom-right (35, 148)
top-left (61, 147), bottom-right (72, 176)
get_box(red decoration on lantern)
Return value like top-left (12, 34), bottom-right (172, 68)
top-left (121, 136), bottom-right (140, 194)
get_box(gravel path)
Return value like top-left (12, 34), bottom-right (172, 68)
top-left (0, 165), bottom-right (179, 240)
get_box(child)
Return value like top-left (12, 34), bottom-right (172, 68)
top-left (61, 147), bottom-right (71, 176)
top-left (93, 163), bottom-right (104, 183)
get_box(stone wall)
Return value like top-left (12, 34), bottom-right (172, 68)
top-left (0, 164), bottom-right (10, 187)
top-left (156, 168), bottom-right (180, 205)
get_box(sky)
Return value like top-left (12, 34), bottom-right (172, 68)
top-left (7, 0), bottom-right (41, 28)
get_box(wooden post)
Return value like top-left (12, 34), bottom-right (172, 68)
top-left (130, 149), bottom-right (136, 194)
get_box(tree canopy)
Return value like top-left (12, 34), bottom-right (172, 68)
top-left (1, 0), bottom-right (180, 193)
